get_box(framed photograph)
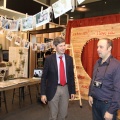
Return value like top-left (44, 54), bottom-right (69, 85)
top-left (33, 68), bottom-right (43, 78)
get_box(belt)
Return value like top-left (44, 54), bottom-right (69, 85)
top-left (93, 97), bottom-right (108, 104)
top-left (57, 83), bottom-right (67, 86)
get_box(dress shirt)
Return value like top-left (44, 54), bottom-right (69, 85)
top-left (89, 55), bottom-right (120, 114)
top-left (56, 53), bottom-right (67, 84)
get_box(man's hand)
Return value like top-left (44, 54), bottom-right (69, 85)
top-left (88, 96), bottom-right (93, 107)
top-left (41, 95), bottom-right (47, 104)
top-left (104, 111), bottom-right (113, 120)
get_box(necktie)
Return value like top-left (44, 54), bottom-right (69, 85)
top-left (59, 56), bottom-right (66, 86)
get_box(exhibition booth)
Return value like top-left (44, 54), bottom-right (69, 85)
top-left (0, 0), bottom-right (120, 119)
top-left (66, 14), bottom-right (120, 99)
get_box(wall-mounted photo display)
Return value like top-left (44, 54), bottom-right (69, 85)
top-left (9, 20), bottom-right (19, 31)
top-left (52, 0), bottom-right (72, 18)
top-left (24, 41), bottom-right (30, 49)
top-left (6, 31), bottom-right (13, 41)
top-left (21, 16), bottom-right (34, 31)
top-left (14, 36), bottom-right (22, 46)
top-left (35, 7), bottom-right (51, 28)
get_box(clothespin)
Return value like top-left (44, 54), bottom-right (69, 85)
top-left (5, 15), bottom-right (7, 19)
top-left (13, 16), bottom-right (15, 20)
top-left (71, 0), bottom-right (75, 12)
top-left (76, 0), bottom-right (78, 8)
top-left (41, 6), bottom-right (43, 12)
top-left (26, 13), bottom-right (28, 18)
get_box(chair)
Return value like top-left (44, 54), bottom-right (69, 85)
top-left (12, 78), bottom-right (32, 107)
top-left (0, 66), bottom-right (8, 112)
top-left (0, 67), bottom-right (7, 82)
top-left (0, 91), bottom-right (8, 112)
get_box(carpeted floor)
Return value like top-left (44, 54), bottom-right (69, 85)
top-left (0, 100), bottom-right (92, 120)
top-left (0, 85), bottom-right (120, 120)
top-left (0, 85), bottom-right (92, 120)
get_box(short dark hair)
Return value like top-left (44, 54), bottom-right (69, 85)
top-left (45, 51), bottom-right (51, 56)
top-left (101, 38), bottom-right (113, 48)
top-left (53, 37), bottom-right (65, 46)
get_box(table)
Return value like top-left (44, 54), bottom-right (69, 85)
top-left (0, 78), bottom-right (41, 113)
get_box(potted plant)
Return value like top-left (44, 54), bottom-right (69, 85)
top-left (15, 67), bottom-right (21, 74)
top-left (19, 49), bottom-right (24, 55)
top-left (21, 59), bottom-right (25, 67)
top-left (13, 60), bottom-right (17, 66)
top-left (6, 61), bottom-right (12, 67)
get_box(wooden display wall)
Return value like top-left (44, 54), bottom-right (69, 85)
top-left (71, 23), bottom-right (120, 100)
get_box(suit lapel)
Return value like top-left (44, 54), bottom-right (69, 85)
top-left (65, 54), bottom-right (69, 77)
top-left (52, 54), bottom-right (58, 73)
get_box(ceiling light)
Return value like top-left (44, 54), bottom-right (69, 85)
top-left (76, 7), bottom-right (89, 12)
top-left (81, 5), bottom-right (86, 8)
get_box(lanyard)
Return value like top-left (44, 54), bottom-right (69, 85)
top-left (93, 58), bottom-right (112, 82)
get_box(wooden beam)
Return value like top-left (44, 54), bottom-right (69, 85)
top-left (29, 27), bottom-right (64, 35)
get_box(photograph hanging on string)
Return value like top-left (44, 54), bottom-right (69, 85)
top-left (24, 41), bottom-right (30, 49)
top-left (0, 16), bottom-right (9, 28)
top-left (3, 20), bottom-right (11, 29)
top-left (0, 29), bottom-right (4, 34)
top-left (35, 7), bottom-right (50, 28)
top-left (21, 16), bottom-right (34, 31)
top-left (40, 43), bottom-right (45, 51)
top-left (52, 0), bottom-right (72, 18)
top-left (9, 20), bottom-right (19, 31)
top-left (45, 42), bottom-right (51, 50)
top-left (6, 31), bottom-right (13, 41)
top-left (32, 43), bottom-right (37, 51)
top-left (14, 36), bottom-right (22, 46)
top-left (48, 7), bottom-right (54, 22)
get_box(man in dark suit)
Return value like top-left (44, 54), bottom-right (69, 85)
top-left (41, 37), bottom-right (75, 120)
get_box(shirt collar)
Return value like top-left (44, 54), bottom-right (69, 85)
top-left (56, 53), bottom-right (65, 58)
top-left (98, 55), bottom-right (113, 65)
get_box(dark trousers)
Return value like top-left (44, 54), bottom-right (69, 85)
top-left (92, 98), bottom-right (117, 120)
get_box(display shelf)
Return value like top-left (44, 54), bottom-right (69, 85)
top-left (0, 7), bottom-right (26, 19)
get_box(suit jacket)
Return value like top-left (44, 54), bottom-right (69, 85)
top-left (41, 53), bottom-right (76, 101)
